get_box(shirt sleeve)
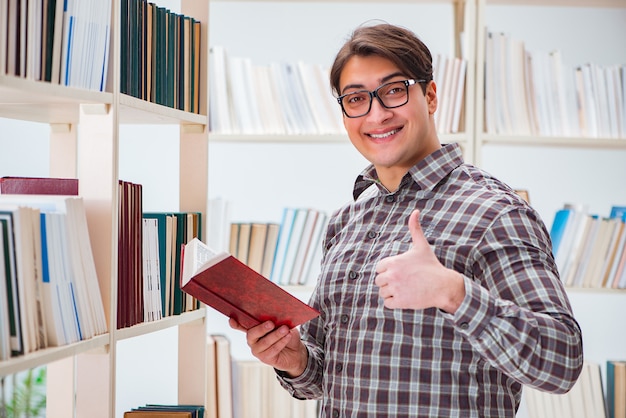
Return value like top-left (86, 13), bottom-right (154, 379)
top-left (275, 341), bottom-right (324, 400)
top-left (442, 206), bottom-right (584, 394)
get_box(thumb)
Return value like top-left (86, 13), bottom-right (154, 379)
top-left (408, 209), bottom-right (428, 248)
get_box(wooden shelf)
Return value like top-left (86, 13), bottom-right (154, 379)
top-left (115, 310), bottom-right (206, 341)
top-left (0, 335), bottom-right (109, 377)
top-left (0, 75), bottom-right (112, 123)
top-left (478, 134), bottom-right (626, 149)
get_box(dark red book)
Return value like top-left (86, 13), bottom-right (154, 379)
top-left (180, 238), bottom-right (320, 329)
top-left (0, 176), bottom-right (78, 195)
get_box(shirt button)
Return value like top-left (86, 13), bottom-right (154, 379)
top-left (332, 410), bottom-right (340, 418)
top-left (367, 230), bottom-right (377, 239)
top-left (336, 363), bottom-right (343, 372)
top-left (385, 195), bottom-right (395, 203)
top-left (348, 270), bottom-right (358, 280)
top-left (340, 315), bottom-right (349, 324)
top-left (460, 322), bottom-right (469, 330)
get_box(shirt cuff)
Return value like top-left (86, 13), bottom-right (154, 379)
top-left (442, 275), bottom-right (496, 338)
top-left (274, 345), bottom-right (318, 398)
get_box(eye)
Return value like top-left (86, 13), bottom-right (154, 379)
top-left (344, 92), bottom-right (368, 105)
top-left (385, 84), bottom-right (406, 96)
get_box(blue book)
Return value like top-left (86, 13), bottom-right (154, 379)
top-left (549, 208), bottom-right (573, 257)
top-left (609, 206), bottom-right (626, 221)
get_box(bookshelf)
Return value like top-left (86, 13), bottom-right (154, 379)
top-left (0, 1), bottom-right (211, 417)
top-left (472, 1), bottom-right (626, 416)
top-left (203, 1), bottom-right (626, 417)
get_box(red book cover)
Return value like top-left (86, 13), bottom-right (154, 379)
top-left (180, 238), bottom-right (320, 329)
top-left (0, 176), bottom-right (78, 195)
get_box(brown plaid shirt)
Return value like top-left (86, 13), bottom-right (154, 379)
top-left (278, 143), bottom-right (583, 417)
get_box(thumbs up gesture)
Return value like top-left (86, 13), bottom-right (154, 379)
top-left (374, 209), bottom-right (466, 313)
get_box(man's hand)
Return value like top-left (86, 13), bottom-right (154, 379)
top-left (229, 318), bottom-right (308, 378)
top-left (375, 209), bottom-right (465, 313)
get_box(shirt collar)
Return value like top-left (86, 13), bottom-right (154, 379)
top-left (352, 143), bottom-right (465, 201)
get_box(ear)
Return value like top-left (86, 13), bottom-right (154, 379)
top-left (425, 80), bottom-right (438, 115)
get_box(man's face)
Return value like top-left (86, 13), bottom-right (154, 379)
top-left (338, 55), bottom-right (439, 187)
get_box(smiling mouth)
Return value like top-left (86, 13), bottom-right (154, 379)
top-left (368, 128), bottom-right (401, 139)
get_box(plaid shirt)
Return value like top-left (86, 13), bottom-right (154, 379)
top-left (278, 143), bottom-right (583, 417)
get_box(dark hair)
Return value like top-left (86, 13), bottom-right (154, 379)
top-left (330, 23), bottom-right (433, 96)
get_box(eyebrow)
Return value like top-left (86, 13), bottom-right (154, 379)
top-left (340, 71), bottom-right (406, 95)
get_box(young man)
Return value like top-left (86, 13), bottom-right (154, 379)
top-left (230, 23), bottom-right (583, 417)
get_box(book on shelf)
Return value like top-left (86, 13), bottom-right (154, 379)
top-left (143, 210), bottom-right (203, 319)
top-left (523, 360), bottom-right (606, 418)
top-left (607, 360), bottom-right (626, 418)
top-left (549, 203), bottom-right (626, 289)
top-left (0, 176), bottom-right (78, 196)
top-left (212, 334), bottom-right (234, 418)
top-left (228, 221), bottom-right (280, 277)
top-left (124, 404), bottom-right (204, 418)
top-left (120, 0), bottom-right (201, 112)
top-left (180, 237), bottom-right (319, 330)
top-left (232, 359), bottom-right (318, 418)
top-left (0, 194), bottom-right (107, 355)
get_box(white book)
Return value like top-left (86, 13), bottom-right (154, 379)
top-left (269, 61), bottom-right (303, 134)
top-left (438, 55), bottom-right (455, 134)
top-left (288, 209), bottom-right (319, 285)
top-left (228, 56), bottom-right (263, 134)
top-left (580, 64), bottom-right (599, 137)
top-left (270, 207), bottom-right (296, 284)
top-left (252, 64), bottom-right (288, 134)
top-left (299, 211), bottom-right (327, 286)
top-left (450, 58), bottom-right (467, 134)
top-left (278, 208), bottom-right (308, 285)
top-left (591, 63), bottom-right (612, 138)
top-left (606, 222), bottom-right (626, 288)
top-left (297, 61), bottom-right (341, 135)
top-left (496, 32), bottom-right (513, 135)
top-left (483, 30), bottom-right (497, 134)
top-left (209, 45), bottom-right (235, 133)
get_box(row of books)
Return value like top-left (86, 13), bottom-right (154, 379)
top-left (524, 360), bottom-right (607, 418)
top-left (209, 47), bottom-right (467, 136)
top-left (549, 204), bottom-right (626, 289)
top-left (0, 0), bottom-right (112, 91)
top-left (121, 0), bottom-right (202, 113)
top-left (0, 193), bottom-right (107, 361)
top-left (484, 29), bottom-right (626, 139)
top-left (117, 180), bottom-right (203, 329)
top-left (229, 208), bottom-right (327, 287)
top-left (432, 53), bottom-right (467, 135)
top-left (206, 334), bottom-right (318, 418)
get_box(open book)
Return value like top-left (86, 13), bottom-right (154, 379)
top-left (180, 238), bottom-right (319, 329)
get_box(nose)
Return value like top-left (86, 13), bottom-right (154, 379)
top-left (366, 94), bottom-right (393, 121)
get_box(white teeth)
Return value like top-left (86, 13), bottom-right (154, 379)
top-left (369, 129), bottom-right (399, 139)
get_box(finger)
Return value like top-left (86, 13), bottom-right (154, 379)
top-left (228, 317), bottom-right (246, 332)
top-left (408, 209), bottom-right (428, 248)
top-left (246, 321), bottom-right (277, 343)
top-left (250, 325), bottom-right (291, 357)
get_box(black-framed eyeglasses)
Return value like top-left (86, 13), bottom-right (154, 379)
top-left (337, 79), bottom-right (426, 118)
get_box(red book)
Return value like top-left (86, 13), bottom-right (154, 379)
top-left (180, 238), bottom-right (320, 329)
top-left (0, 176), bottom-right (78, 195)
